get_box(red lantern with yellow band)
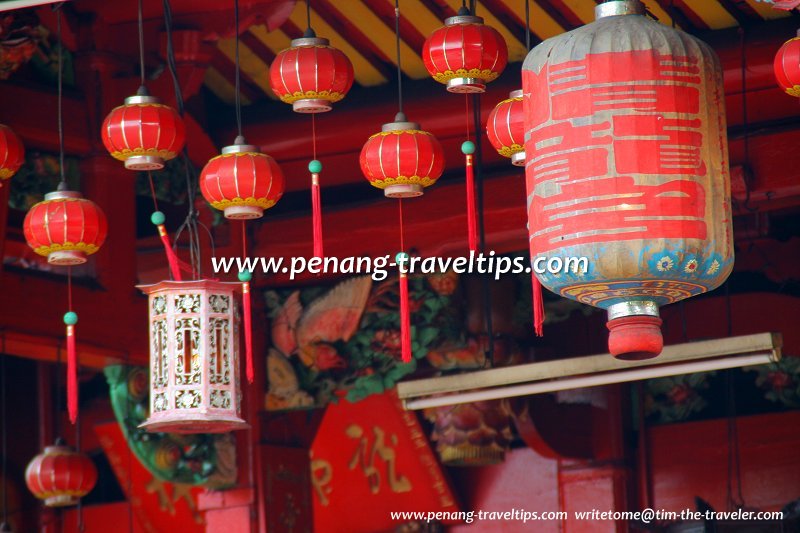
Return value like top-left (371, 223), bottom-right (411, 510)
top-left (0, 123), bottom-right (24, 181)
top-left (25, 442), bottom-right (98, 507)
top-left (23, 189), bottom-right (108, 266)
top-left (359, 114), bottom-right (445, 198)
top-left (101, 88), bottom-right (186, 171)
top-left (422, 7), bottom-right (508, 93)
top-left (199, 136), bottom-right (285, 220)
top-left (269, 30), bottom-right (354, 113)
top-left (486, 89), bottom-right (525, 166)
top-left (774, 31), bottom-right (800, 97)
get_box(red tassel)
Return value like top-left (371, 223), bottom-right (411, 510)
top-left (242, 280), bottom-right (254, 383)
top-left (66, 324), bottom-right (78, 424)
top-left (465, 153), bottom-right (478, 253)
top-left (532, 274), bottom-right (545, 337)
top-left (311, 172), bottom-right (324, 260)
top-left (157, 225), bottom-right (183, 281)
top-left (399, 271), bottom-right (412, 363)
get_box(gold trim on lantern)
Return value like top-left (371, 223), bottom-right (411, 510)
top-left (785, 85), bottom-right (800, 97)
top-left (278, 89), bottom-right (347, 105)
top-left (432, 68), bottom-right (500, 84)
top-left (497, 143), bottom-right (524, 157)
top-left (439, 445), bottom-right (505, 466)
top-left (34, 242), bottom-right (100, 258)
top-left (209, 197), bottom-right (277, 210)
top-left (0, 169), bottom-right (15, 180)
top-left (207, 151), bottom-right (271, 162)
top-left (367, 129), bottom-right (435, 139)
top-left (109, 147), bottom-right (179, 162)
top-left (368, 176), bottom-right (436, 189)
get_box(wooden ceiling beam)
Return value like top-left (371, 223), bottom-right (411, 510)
top-left (652, 0), bottom-right (699, 33)
top-left (362, 0), bottom-right (429, 53)
top-left (209, 49), bottom-right (264, 102)
top-left (482, 0), bottom-right (545, 47)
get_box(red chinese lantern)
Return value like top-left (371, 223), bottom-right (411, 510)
top-left (0, 124), bottom-right (24, 182)
top-left (522, 0), bottom-right (733, 359)
top-left (774, 31), bottom-right (800, 96)
top-left (360, 115), bottom-right (445, 198)
top-left (101, 88), bottom-right (186, 171)
top-left (486, 89), bottom-right (525, 166)
top-left (23, 189), bottom-right (108, 266)
top-left (25, 443), bottom-right (98, 507)
top-left (199, 137), bottom-right (285, 220)
top-left (269, 31), bottom-right (354, 113)
top-left (422, 7), bottom-right (508, 93)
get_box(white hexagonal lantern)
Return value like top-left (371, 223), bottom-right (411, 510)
top-left (138, 280), bottom-right (248, 433)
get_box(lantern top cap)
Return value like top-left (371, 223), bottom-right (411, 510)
top-left (595, 0), bottom-right (645, 19)
top-left (444, 14), bottom-right (483, 26)
top-left (44, 190), bottom-right (82, 201)
top-left (290, 36), bottom-right (330, 48)
top-left (509, 89), bottom-right (523, 99)
top-left (125, 93), bottom-right (162, 105)
top-left (607, 300), bottom-right (659, 321)
top-left (42, 444), bottom-right (75, 455)
top-left (137, 279), bottom-right (242, 294)
top-left (381, 120), bottom-right (421, 132)
top-left (222, 142), bottom-right (261, 155)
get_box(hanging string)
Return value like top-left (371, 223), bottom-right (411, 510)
top-left (76, 402), bottom-right (83, 532)
top-left (394, 0), bottom-right (404, 116)
top-left (56, 6), bottom-right (66, 190)
top-left (234, 0), bottom-right (243, 139)
top-left (398, 200), bottom-right (411, 363)
top-left (524, 0), bottom-right (531, 51)
top-left (66, 267), bottom-right (78, 424)
top-left (138, 0), bottom-right (146, 87)
top-left (306, 0), bottom-right (312, 30)
top-left (240, 222), bottom-right (255, 383)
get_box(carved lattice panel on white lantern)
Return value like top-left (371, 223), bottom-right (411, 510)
top-left (138, 280), bottom-right (248, 434)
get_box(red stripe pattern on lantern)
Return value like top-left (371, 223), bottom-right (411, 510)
top-left (0, 123), bottom-right (25, 181)
top-left (199, 143), bottom-right (285, 220)
top-left (23, 190), bottom-right (108, 266)
top-left (101, 94), bottom-right (185, 170)
top-left (486, 90), bottom-right (525, 165)
top-left (360, 123), bottom-right (445, 198)
top-left (774, 36), bottom-right (800, 97)
top-left (422, 13), bottom-right (508, 92)
top-left (270, 36), bottom-right (354, 113)
top-left (25, 444), bottom-right (98, 507)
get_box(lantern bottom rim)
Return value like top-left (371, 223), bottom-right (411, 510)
top-left (384, 184), bottom-right (423, 198)
top-left (139, 414), bottom-right (250, 434)
top-left (125, 155), bottom-right (165, 171)
top-left (44, 494), bottom-right (80, 507)
top-left (48, 250), bottom-right (87, 266)
top-left (511, 151), bottom-right (526, 166)
top-left (447, 78), bottom-right (486, 94)
top-left (224, 205), bottom-right (264, 220)
top-left (607, 315), bottom-right (663, 361)
top-left (293, 99), bottom-right (332, 113)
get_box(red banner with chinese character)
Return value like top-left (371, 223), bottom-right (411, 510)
top-left (311, 391), bottom-right (460, 532)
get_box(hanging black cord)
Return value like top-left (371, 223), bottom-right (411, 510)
top-left (394, 0), bottom-right (404, 117)
top-left (234, 0), bottom-right (243, 139)
top-left (56, 5), bottom-right (66, 190)
top-left (524, 0), bottom-right (531, 51)
top-left (306, 0), bottom-right (312, 32)
top-left (138, 0), bottom-right (146, 87)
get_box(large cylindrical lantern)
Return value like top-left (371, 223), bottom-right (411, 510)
top-left (360, 116), bottom-right (445, 198)
top-left (25, 443), bottom-right (98, 507)
top-left (23, 189), bottom-right (108, 266)
top-left (522, 0), bottom-right (733, 360)
top-left (0, 124), bottom-right (24, 182)
top-left (422, 8), bottom-right (508, 93)
top-left (486, 89), bottom-right (525, 166)
top-left (138, 280), bottom-right (248, 433)
top-left (199, 138), bottom-right (285, 220)
top-left (774, 31), bottom-right (800, 97)
top-left (101, 89), bottom-right (186, 171)
top-left (269, 32), bottom-right (354, 113)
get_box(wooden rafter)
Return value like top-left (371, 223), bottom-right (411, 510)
top-left (362, 0), bottom-right (429, 53)
top-left (483, 0), bottom-right (546, 46)
top-left (534, 0), bottom-right (580, 31)
top-left (210, 49), bottom-right (262, 103)
top-left (652, 0), bottom-right (699, 33)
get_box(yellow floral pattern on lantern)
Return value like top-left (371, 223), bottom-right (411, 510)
top-left (209, 197), bottom-right (277, 211)
top-left (497, 143), bottom-right (524, 157)
top-left (33, 241), bottom-right (100, 258)
top-left (0, 169), bottom-right (14, 180)
top-left (279, 90), bottom-right (346, 105)
top-left (109, 147), bottom-right (179, 163)
top-left (367, 129), bottom-right (435, 139)
top-left (368, 176), bottom-right (436, 189)
top-left (432, 68), bottom-right (501, 84)
top-left (785, 86), bottom-right (800, 97)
